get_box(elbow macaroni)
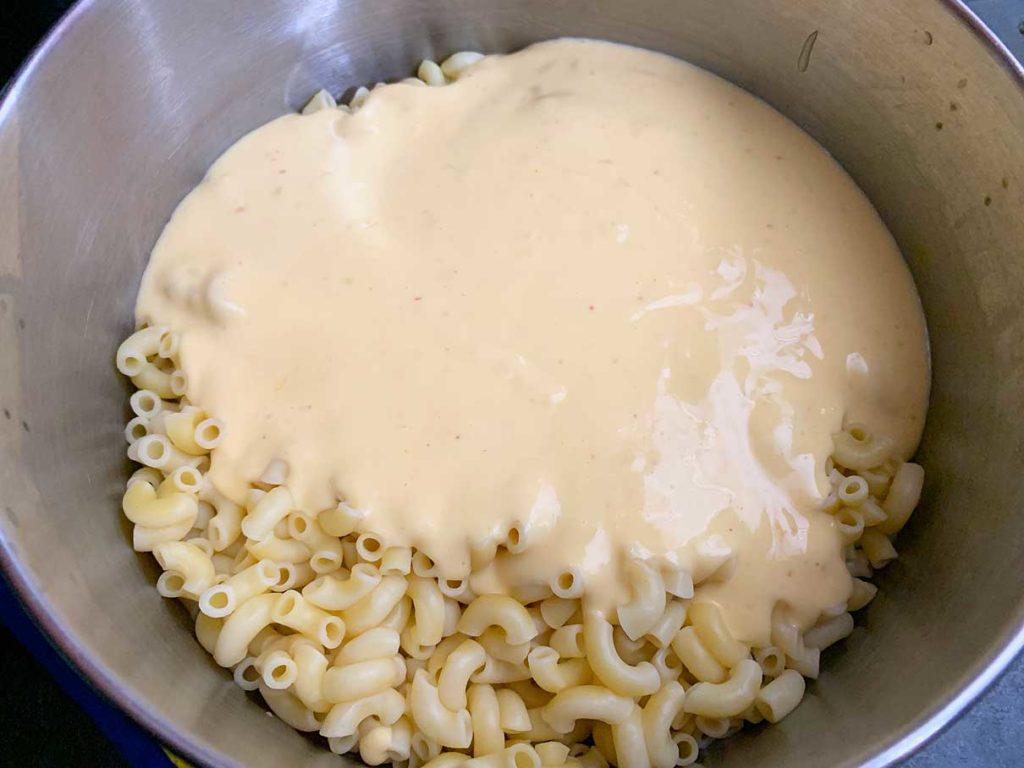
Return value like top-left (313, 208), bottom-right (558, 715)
top-left (682, 659), bottom-right (763, 718)
top-left (458, 594), bottom-right (539, 646)
top-left (611, 705), bottom-right (649, 768)
top-left (641, 681), bottom-right (687, 768)
top-left (616, 560), bottom-right (666, 641)
top-left (583, 611), bottom-right (660, 697)
top-left (118, 59), bottom-right (928, 764)
top-left (410, 669), bottom-right (473, 748)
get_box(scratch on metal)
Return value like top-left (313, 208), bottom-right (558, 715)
top-left (798, 30), bottom-right (819, 73)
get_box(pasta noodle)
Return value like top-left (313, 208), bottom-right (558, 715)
top-left (645, 601), bottom-right (687, 650)
top-left (343, 575), bottom-right (409, 636)
top-left (153, 541), bottom-right (216, 596)
top-left (616, 560), bottom-right (666, 641)
top-left (303, 563), bottom-right (381, 611)
top-left (408, 576), bottom-right (447, 648)
top-left (754, 669), bottom-right (805, 723)
top-left (549, 625), bottom-right (586, 660)
top-left (438, 639), bottom-right (487, 710)
top-left (610, 705), bottom-right (649, 768)
top-left (879, 462), bottom-right (925, 536)
top-left (199, 559), bottom-right (278, 617)
top-left (473, 628), bottom-right (527, 666)
top-left (583, 611), bottom-right (660, 697)
top-left (682, 659), bottom-right (762, 718)
top-left (410, 669), bottom-right (473, 748)
top-left (831, 425), bottom-right (894, 471)
top-left (527, 647), bottom-right (593, 693)
top-left (497, 688), bottom-right (532, 733)
top-left (542, 685), bottom-right (634, 733)
top-left (467, 684), bottom-right (503, 757)
top-left (458, 594), bottom-right (539, 646)
top-left (804, 612), bottom-right (855, 651)
top-left (641, 681), bottom-right (687, 768)
top-left (273, 590), bottom-right (346, 648)
top-left (214, 593), bottom-right (281, 667)
top-left (321, 688), bottom-right (406, 738)
top-left (670, 627), bottom-right (726, 684)
top-left (540, 598), bottom-right (580, 631)
top-left (687, 602), bottom-right (749, 668)
top-left (323, 656), bottom-right (405, 703)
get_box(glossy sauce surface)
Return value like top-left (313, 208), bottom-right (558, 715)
top-left (137, 39), bottom-right (929, 643)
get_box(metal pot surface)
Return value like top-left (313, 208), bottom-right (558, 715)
top-left (1, 1), bottom-right (1022, 766)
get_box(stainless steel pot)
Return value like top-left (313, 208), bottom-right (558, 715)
top-left (1, 1), bottom-right (1022, 766)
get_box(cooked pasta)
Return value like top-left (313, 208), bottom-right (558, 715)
top-left (117, 47), bottom-right (928, 768)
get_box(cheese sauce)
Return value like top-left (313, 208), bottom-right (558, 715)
top-left (137, 39), bottom-right (929, 644)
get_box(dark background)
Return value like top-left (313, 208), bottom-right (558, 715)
top-left (1, 2), bottom-right (1022, 767)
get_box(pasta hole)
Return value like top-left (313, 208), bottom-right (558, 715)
top-left (271, 664), bottom-right (289, 681)
top-left (356, 534), bottom-right (384, 561)
top-left (274, 565), bottom-right (295, 590)
top-left (757, 648), bottom-right (786, 677)
top-left (170, 371), bottom-right (188, 396)
top-left (242, 664), bottom-right (260, 683)
top-left (676, 733), bottom-right (698, 762)
top-left (312, 553), bottom-right (342, 573)
top-left (157, 571), bottom-right (185, 597)
top-left (196, 420), bottom-right (222, 448)
top-left (557, 571), bottom-right (575, 591)
top-left (175, 467), bottom-right (201, 491)
top-left (321, 619), bottom-right (344, 646)
top-left (837, 509), bottom-right (861, 528)
top-left (208, 591), bottom-right (229, 610)
top-left (412, 552), bottom-right (436, 576)
top-left (129, 422), bottom-right (148, 440)
top-left (507, 527), bottom-right (521, 547)
top-left (121, 354), bottom-right (145, 376)
top-left (144, 439), bottom-right (167, 462)
top-left (849, 426), bottom-right (868, 442)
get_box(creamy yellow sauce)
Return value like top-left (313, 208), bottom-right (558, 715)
top-left (137, 39), bottom-right (929, 644)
